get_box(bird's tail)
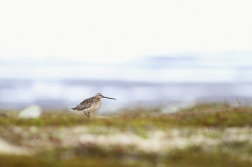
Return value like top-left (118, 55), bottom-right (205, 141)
top-left (71, 107), bottom-right (76, 110)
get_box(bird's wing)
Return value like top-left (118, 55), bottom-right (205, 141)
top-left (75, 102), bottom-right (92, 111)
top-left (74, 97), bottom-right (95, 110)
top-left (80, 97), bottom-right (94, 105)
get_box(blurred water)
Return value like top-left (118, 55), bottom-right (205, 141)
top-left (1, 52), bottom-right (252, 112)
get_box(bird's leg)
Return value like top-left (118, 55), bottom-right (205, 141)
top-left (84, 112), bottom-right (90, 118)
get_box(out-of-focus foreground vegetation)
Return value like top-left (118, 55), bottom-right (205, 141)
top-left (1, 103), bottom-right (252, 167)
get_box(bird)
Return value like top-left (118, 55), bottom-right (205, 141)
top-left (71, 93), bottom-right (116, 118)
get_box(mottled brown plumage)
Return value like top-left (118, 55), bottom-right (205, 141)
top-left (71, 93), bottom-right (116, 118)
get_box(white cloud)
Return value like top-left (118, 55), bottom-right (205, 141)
top-left (0, 0), bottom-right (252, 63)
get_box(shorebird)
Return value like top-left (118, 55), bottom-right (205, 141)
top-left (71, 93), bottom-right (116, 118)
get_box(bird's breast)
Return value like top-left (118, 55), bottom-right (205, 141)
top-left (84, 100), bottom-right (101, 113)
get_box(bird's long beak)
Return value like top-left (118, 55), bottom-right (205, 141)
top-left (102, 96), bottom-right (116, 100)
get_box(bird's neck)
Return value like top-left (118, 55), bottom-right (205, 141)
top-left (96, 98), bottom-right (102, 102)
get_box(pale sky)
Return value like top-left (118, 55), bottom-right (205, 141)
top-left (0, 0), bottom-right (252, 63)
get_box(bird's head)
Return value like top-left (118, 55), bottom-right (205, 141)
top-left (95, 93), bottom-right (116, 100)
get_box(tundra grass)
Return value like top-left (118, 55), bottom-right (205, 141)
top-left (0, 145), bottom-right (252, 167)
top-left (0, 105), bottom-right (252, 127)
top-left (0, 103), bottom-right (252, 167)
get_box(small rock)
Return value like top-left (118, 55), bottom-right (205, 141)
top-left (18, 105), bottom-right (42, 118)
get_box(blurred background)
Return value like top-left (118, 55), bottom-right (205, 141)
top-left (0, 0), bottom-right (252, 113)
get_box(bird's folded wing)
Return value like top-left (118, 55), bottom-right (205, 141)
top-left (80, 97), bottom-right (95, 105)
top-left (74, 98), bottom-right (95, 110)
top-left (75, 103), bottom-right (92, 110)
